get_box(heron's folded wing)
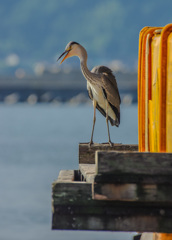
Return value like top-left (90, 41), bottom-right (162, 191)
top-left (101, 73), bottom-right (121, 124)
top-left (87, 81), bottom-right (93, 100)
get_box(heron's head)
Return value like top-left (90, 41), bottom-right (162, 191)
top-left (57, 41), bottom-right (86, 64)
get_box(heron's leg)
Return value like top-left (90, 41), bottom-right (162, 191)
top-left (89, 100), bottom-right (96, 147)
top-left (105, 102), bottom-right (113, 147)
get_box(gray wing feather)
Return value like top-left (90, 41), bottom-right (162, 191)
top-left (91, 65), bottom-right (121, 126)
top-left (87, 81), bottom-right (107, 118)
top-left (92, 65), bottom-right (121, 104)
top-left (87, 81), bottom-right (93, 100)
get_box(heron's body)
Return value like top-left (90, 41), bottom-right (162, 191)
top-left (88, 81), bottom-right (117, 123)
top-left (88, 66), bottom-right (120, 126)
top-left (57, 41), bottom-right (121, 146)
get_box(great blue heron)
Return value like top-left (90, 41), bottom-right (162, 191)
top-left (57, 41), bottom-right (121, 146)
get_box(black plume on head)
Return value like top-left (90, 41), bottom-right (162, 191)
top-left (69, 41), bottom-right (79, 46)
top-left (65, 41), bottom-right (79, 50)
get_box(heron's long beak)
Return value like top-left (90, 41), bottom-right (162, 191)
top-left (57, 50), bottom-right (70, 64)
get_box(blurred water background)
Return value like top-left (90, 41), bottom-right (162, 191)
top-left (0, 103), bottom-right (137, 240)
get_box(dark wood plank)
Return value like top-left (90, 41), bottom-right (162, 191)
top-left (52, 204), bottom-right (172, 232)
top-left (52, 177), bottom-right (172, 232)
top-left (52, 182), bottom-right (92, 205)
top-left (94, 172), bottom-right (172, 184)
top-left (79, 143), bottom-right (138, 164)
top-left (52, 169), bottom-right (172, 232)
top-left (96, 151), bottom-right (172, 175)
top-left (93, 182), bottom-right (172, 202)
top-left (78, 163), bottom-right (172, 202)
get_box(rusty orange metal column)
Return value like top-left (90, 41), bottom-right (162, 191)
top-left (138, 27), bottom-right (150, 152)
top-left (153, 233), bottom-right (172, 240)
top-left (138, 24), bottom-right (172, 240)
top-left (159, 23), bottom-right (172, 152)
top-left (138, 27), bottom-right (161, 152)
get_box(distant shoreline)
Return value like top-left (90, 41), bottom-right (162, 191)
top-left (0, 71), bottom-right (137, 104)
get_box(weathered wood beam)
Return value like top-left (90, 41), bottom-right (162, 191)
top-left (52, 203), bottom-right (172, 232)
top-left (52, 172), bottom-right (172, 232)
top-left (93, 182), bottom-right (172, 202)
top-left (94, 172), bottom-right (172, 184)
top-left (78, 164), bottom-right (172, 202)
top-left (52, 170), bottom-right (92, 209)
top-left (79, 143), bottom-right (138, 164)
top-left (93, 151), bottom-right (172, 201)
top-left (96, 151), bottom-right (172, 176)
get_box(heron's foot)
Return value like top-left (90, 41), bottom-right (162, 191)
top-left (108, 140), bottom-right (113, 147)
top-left (88, 140), bottom-right (93, 148)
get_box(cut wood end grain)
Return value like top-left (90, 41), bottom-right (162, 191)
top-left (79, 143), bottom-right (138, 164)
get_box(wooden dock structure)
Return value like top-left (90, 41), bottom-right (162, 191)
top-left (52, 143), bottom-right (172, 233)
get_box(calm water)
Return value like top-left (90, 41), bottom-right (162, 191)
top-left (0, 103), bottom-right (138, 240)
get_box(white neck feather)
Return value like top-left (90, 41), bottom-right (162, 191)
top-left (78, 46), bottom-right (100, 85)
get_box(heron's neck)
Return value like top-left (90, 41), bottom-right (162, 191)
top-left (80, 59), bottom-right (100, 84)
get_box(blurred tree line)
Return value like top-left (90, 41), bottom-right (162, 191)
top-left (1, 0), bottom-right (172, 73)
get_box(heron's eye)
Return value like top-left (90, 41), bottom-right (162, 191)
top-left (66, 46), bottom-right (71, 51)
